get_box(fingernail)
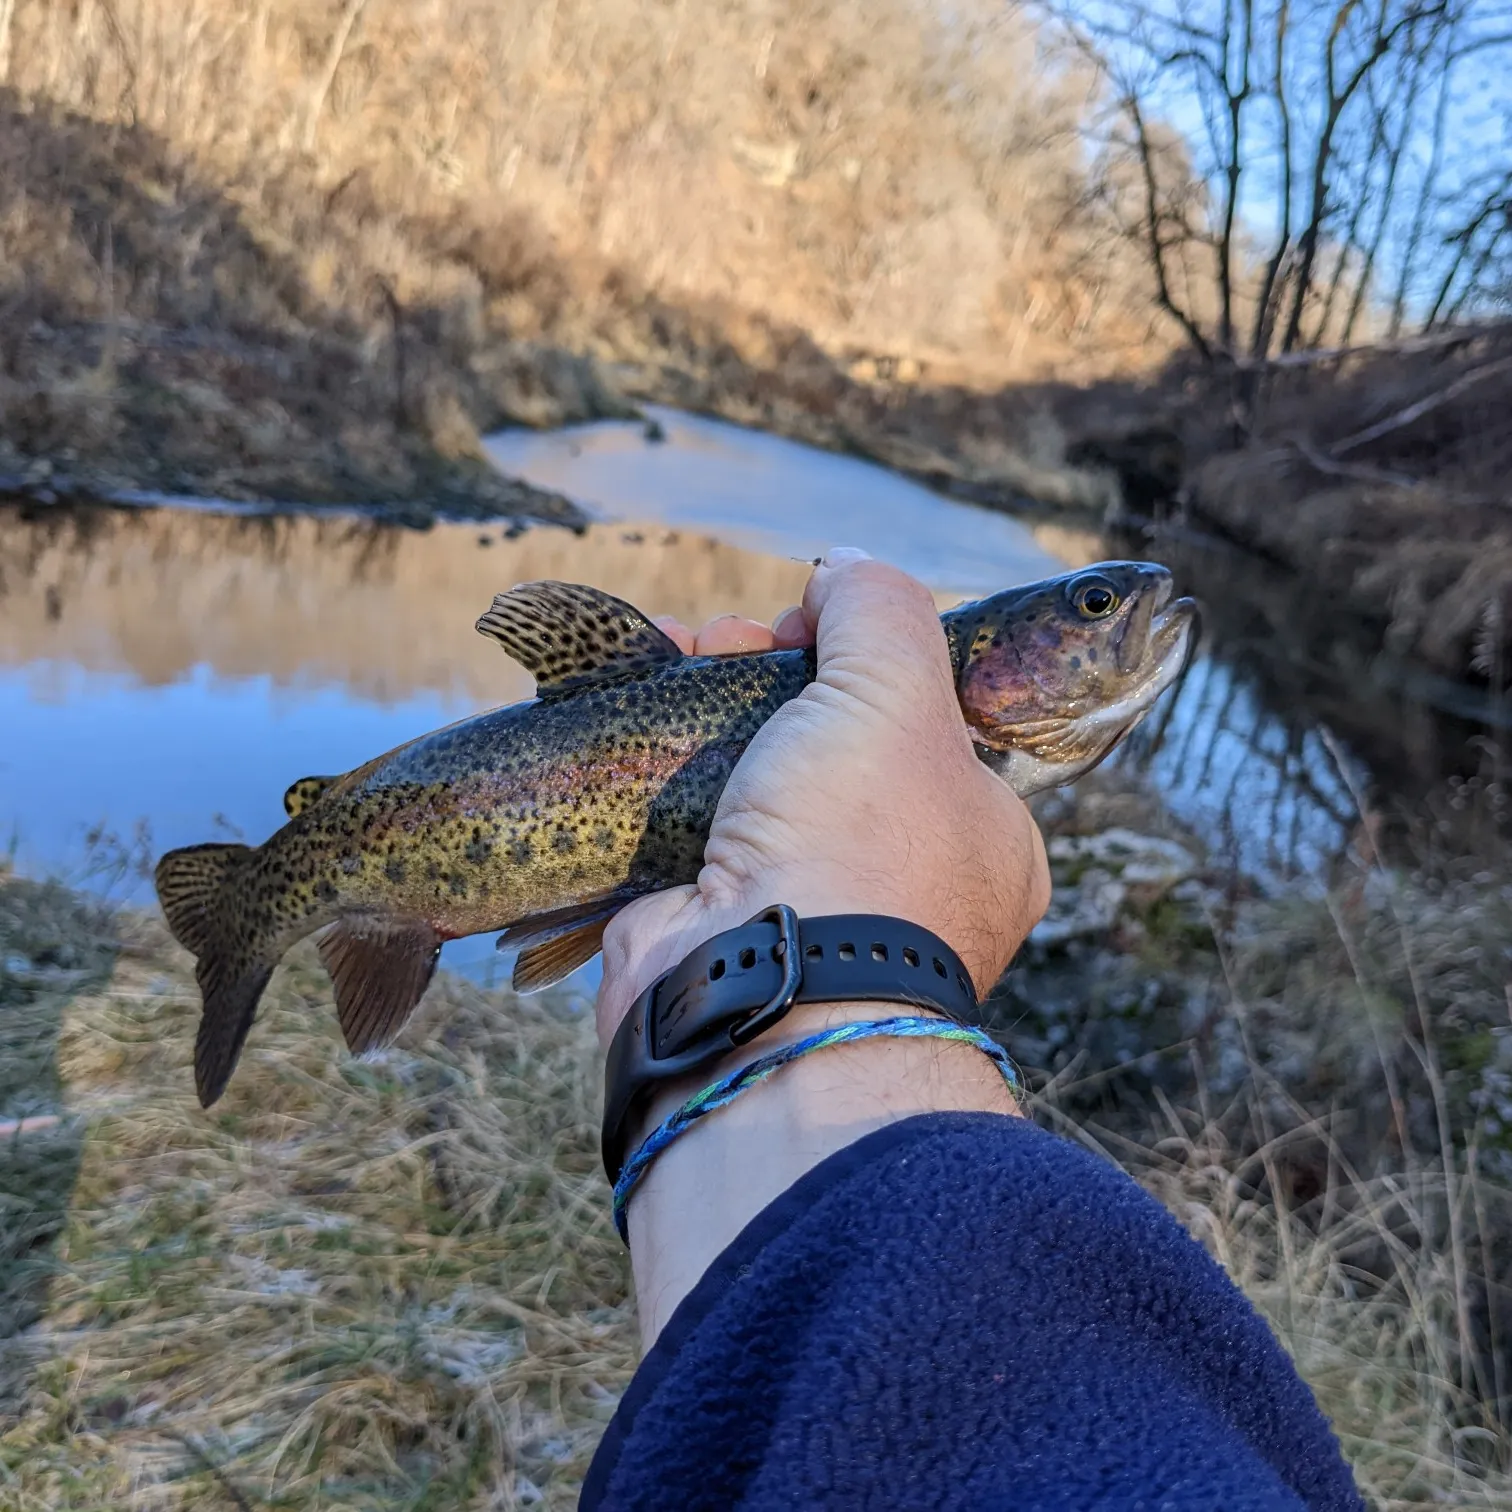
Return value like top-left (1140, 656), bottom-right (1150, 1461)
top-left (820, 546), bottom-right (871, 568)
top-left (772, 606), bottom-right (808, 641)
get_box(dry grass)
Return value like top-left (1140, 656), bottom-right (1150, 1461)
top-left (0, 0), bottom-right (1163, 516)
top-left (0, 0), bottom-right (1160, 377)
top-left (1132, 1123), bottom-right (1512, 1510)
top-left (4, 856), bottom-right (1512, 1508)
top-left (1, 883), bottom-right (633, 1509)
top-left (1177, 323), bottom-right (1512, 683)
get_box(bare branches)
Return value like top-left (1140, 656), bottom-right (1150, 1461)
top-left (304, 0), bottom-right (373, 153)
top-left (1041, 0), bottom-right (1512, 363)
top-left (1126, 90), bottom-right (1217, 358)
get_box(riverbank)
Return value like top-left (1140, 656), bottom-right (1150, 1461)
top-left (4, 836), bottom-right (1511, 1506)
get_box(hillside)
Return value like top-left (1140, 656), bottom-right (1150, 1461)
top-left (0, 0), bottom-right (1166, 514)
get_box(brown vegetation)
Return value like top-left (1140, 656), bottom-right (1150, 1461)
top-left (0, 0), bottom-right (1174, 518)
top-left (1179, 324), bottom-right (1512, 685)
top-left (5, 849), bottom-right (1512, 1506)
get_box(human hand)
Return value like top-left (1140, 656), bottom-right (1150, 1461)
top-left (597, 550), bottom-right (1051, 1050)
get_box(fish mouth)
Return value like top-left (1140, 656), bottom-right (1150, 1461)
top-left (1089, 592), bottom-right (1197, 737)
top-left (1142, 592), bottom-right (1198, 696)
top-left (1114, 572), bottom-right (1176, 673)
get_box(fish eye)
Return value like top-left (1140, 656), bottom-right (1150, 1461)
top-left (1072, 577), bottom-right (1120, 619)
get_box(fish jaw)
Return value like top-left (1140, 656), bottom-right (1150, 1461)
top-left (950, 562), bottom-right (1197, 796)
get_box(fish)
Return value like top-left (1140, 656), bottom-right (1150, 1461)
top-left (155, 561), bottom-right (1195, 1106)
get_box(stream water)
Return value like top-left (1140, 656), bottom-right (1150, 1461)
top-left (2, 405), bottom-right (1501, 984)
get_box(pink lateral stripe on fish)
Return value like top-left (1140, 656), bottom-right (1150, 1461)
top-left (154, 566), bottom-right (1196, 1106)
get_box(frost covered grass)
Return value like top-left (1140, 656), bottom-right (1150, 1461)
top-left (2, 867), bottom-right (1510, 1508)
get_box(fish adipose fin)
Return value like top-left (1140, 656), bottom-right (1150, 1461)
top-left (475, 581), bottom-right (683, 697)
top-left (283, 775), bottom-right (339, 818)
top-left (318, 917), bottom-right (445, 1054)
top-left (155, 841), bottom-right (276, 1108)
top-left (496, 897), bottom-right (628, 992)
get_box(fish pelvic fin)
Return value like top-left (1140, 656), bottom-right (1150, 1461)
top-left (512, 917), bottom-right (612, 992)
top-left (496, 896), bottom-right (629, 993)
top-left (475, 581), bottom-right (683, 697)
top-left (317, 916), bottom-right (444, 1054)
top-left (283, 774), bottom-right (339, 818)
top-left (155, 842), bottom-right (278, 1108)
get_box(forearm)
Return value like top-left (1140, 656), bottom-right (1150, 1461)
top-left (624, 998), bottom-right (1020, 1346)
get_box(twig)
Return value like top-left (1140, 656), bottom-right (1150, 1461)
top-left (1331, 354), bottom-right (1512, 455)
top-left (1289, 433), bottom-right (1420, 490)
top-left (303, 0), bottom-right (372, 152)
top-left (1233, 319), bottom-right (1511, 371)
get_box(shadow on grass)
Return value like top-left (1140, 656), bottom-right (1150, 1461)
top-left (0, 876), bottom-right (118, 1416)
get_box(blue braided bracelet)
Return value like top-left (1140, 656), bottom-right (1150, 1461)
top-left (610, 1015), bottom-right (1020, 1242)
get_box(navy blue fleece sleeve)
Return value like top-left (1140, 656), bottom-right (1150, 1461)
top-left (582, 1111), bottom-right (1362, 1512)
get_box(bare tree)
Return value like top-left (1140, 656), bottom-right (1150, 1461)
top-left (1040, 0), bottom-right (1512, 360)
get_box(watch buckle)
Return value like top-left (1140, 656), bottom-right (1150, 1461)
top-left (728, 903), bottom-right (803, 1046)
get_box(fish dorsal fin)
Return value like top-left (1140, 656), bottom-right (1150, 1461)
top-left (475, 581), bottom-right (683, 697)
top-left (283, 775), bottom-right (339, 818)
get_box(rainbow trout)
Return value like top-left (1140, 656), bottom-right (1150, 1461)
top-left (156, 562), bottom-right (1194, 1105)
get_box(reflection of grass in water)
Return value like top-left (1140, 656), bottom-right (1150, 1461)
top-left (2, 864), bottom-right (1510, 1506)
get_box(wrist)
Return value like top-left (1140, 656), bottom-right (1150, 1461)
top-left (619, 997), bottom-right (1020, 1346)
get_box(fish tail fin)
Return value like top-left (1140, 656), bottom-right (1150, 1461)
top-left (155, 842), bottom-right (276, 1107)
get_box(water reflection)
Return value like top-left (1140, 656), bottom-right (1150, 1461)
top-left (0, 506), bottom-right (818, 979)
top-left (3, 406), bottom-right (1504, 947)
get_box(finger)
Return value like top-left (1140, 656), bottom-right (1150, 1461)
top-left (692, 614), bottom-right (777, 656)
top-left (771, 605), bottom-right (813, 648)
top-left (652, 615), bottom-right (698, 655)
top-left (802, 548), bottom-right (957, 710)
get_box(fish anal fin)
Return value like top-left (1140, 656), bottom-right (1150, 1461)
top-left (475, 581), bottom-right (682, 696)
top-left (283, 775), bottom-right (340, 818)
top-left (318, 916), bottom-right (444, 1054)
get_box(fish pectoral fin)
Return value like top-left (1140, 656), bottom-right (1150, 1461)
top-left (496, 897), bottom-right (629, 993)
top-left (318, 916), bottom-right (444, 1054)
top-left (475, 581), bottom-right (683, 697)
top-left (283, 774), bottom-right (340, 818)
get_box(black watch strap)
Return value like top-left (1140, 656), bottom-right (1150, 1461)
top-left (601, 906), bottom-right (980, 1184)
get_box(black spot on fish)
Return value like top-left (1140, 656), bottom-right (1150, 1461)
top-left (553, 829), bottom-right (578, 853)
top-left (465, 836), bottom-right (493, 865)
top-left (426, 860), bottom-right (441, 881)
top-left (449, 875), bottom-right (469, 897)
top-left (594, 826), bottom-right (615, 851)
top-left (385, 858), bottom-right (407, 884)
top-left (315, 879), bottom-right (337, 903)
top-left (1069, 655), bottom-right (1081, 670)
top-left (1087, 647), bottom-right (1098, 663)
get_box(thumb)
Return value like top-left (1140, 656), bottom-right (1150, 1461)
top-left (803, 550), bottom-right (958, 717)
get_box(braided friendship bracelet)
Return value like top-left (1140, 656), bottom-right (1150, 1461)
top-left (610, 1015), bottom-right (1020, 1243)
